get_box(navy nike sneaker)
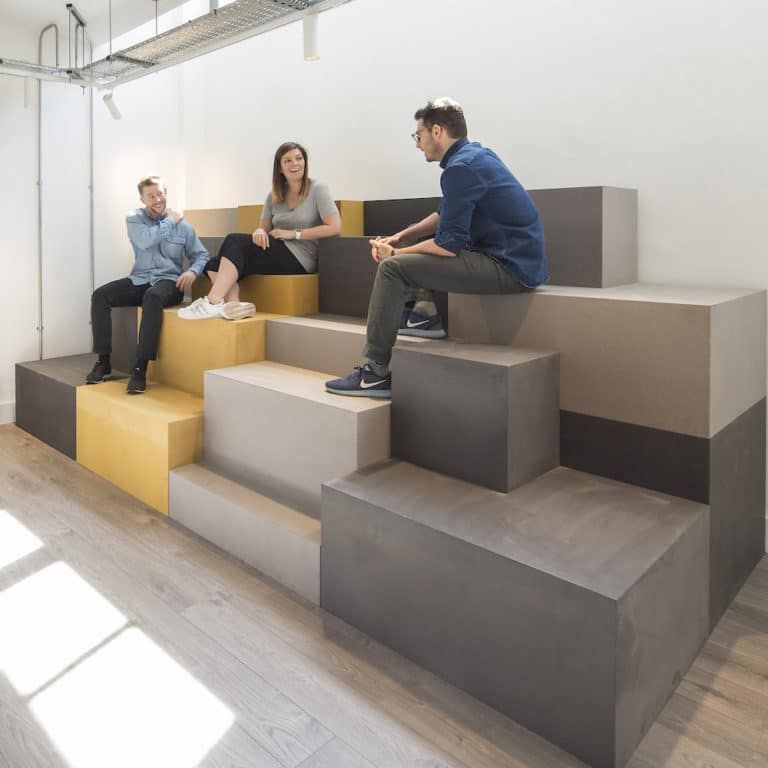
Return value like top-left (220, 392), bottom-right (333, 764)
top-left (325, 364), bottom-right (391, 398)
top-left (398, 309), bottom-right (446, 338)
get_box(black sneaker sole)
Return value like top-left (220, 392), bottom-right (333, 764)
top-left (325, 386), bottom-right (391, 398)
top-left (397, 328), bottom-right (447, 338)
top-left (126, 388), bottom-right (146, 395)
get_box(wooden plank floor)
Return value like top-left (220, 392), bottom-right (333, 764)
top-left (0, 423), bottom-right (766, 768)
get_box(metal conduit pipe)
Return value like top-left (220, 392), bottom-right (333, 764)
top-left (37, 23), bottom-right (59, 360)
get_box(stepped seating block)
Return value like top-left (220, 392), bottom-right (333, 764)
top-left (391, 342), bottom-right (559, 491)
top-left (15, 354), bottom-right (125, 459)
top-left (199, 235), bottom-right (224, 260)
top-left (191, 273), bottom-right (318, 315)
top-left (450, 285), bottom-right (766, 625)
top-left (336, 200), bottom-right (364, 236)
top-left (183, 208), bottom-right (238, 237)
top-left (317, 237), bottom-right (447, 321)
top-left (528, 187), bottom-right (637, 287)
top-left (110, 305), bottom-right (139, 373)
top-left (321, 460), bottom-right (709, 768)
top-left (144, 308), bottom-right (276, 397)
top-left (266, 314), bottom-right (432, 376)
top-left (236, 204), bottom-right (264, 233)
top-left (76, 381), bottom-right (203, 515)
top-left (169, 463), bottom-right (320, 603)
top-left (362, 188), bottom-right (637, 288)
top-left (204, 362), bottom-right (389, 518)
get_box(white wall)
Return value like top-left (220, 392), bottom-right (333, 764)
top-left (0, 21), bottom-right (38, 424)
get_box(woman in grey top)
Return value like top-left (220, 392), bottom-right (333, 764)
top-left (179, 141), bottom-right (341, 319)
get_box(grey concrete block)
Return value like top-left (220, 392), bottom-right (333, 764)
top-left (15, 354), bottom-right (125, 459)
top-left (449, 285), bottom-right (766, 438)
top-left (321, 461), bottom-right (709, 768)
top-left (363, 198), bottom-right (442, 238)
top-left (266, 314), bottom-right (431, 377)
top-left (391, 342), bottom-right (559, 491)
top-left (110, 306), bottom-right (138, 373)
top-left (199, 236), bottom-right (224, 260)
top-left (203, 362), bottom-right (390, 518)
top-left (170, 463), bottom-right (320, 603)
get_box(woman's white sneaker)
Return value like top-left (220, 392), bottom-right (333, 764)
top-left (178, 296), bottom-right (226, 319)
top-left (222, 301), bottom-right (256, 320)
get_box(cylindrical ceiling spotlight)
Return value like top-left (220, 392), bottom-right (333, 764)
top-left (303, 14), bottom-right (319, 61)
top-left (102, 90), bottom-right (122, 120)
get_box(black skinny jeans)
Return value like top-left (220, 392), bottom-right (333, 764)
top-left (91, 277), bottom-right (182, 362)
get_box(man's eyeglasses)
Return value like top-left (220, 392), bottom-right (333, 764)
top-left (411, 131), bottom-right (421, 143)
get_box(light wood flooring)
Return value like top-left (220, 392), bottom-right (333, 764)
top-left (0, 423), bottom-right (767, 768)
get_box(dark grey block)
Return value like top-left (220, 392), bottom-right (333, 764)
top-left (528, 187), bottom-right (637, 288)
top-left (363, 197), bottom-right (442, 237)
top-left (15, 354), bottom-right (126, 458)
top-left (199, 236), bottom-right (224, 260)
top-left (110, 305), bottom-right (138, 373)
top-left (560, 399), bottom-right (766, 628)
top-left (391, 342), bottom-right (559, 491)
top-left (318, 237), bottom-right (448, 322)
top-left (321, 461), bottom-right (709, 768)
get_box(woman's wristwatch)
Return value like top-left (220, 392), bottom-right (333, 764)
top-left (294, 228), bottom-right (302, 240)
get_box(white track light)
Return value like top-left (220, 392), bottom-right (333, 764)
top-left (303, 14), bottom-right (319, 61)
top-left (102, 90), bottom-right (122, 120)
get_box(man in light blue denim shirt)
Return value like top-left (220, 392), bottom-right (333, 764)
top-left (86, 176), bottom-right (209, 394)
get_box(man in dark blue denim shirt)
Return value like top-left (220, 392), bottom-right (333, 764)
top-left (85, 176), bottom-right (208, 394)
top-left (327, 98), bottom-right (547, 398)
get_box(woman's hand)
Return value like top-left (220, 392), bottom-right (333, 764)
top-left (252, 228), bottom-right (269, 248)
top-left (269, 228), bottom-right (296, 241)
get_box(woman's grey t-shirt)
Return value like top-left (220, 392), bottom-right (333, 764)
top-left (262, 180), bottom-right (339, 273)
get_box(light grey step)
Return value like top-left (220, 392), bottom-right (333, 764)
top-left (266, 314), bottom-right (431, 377)
top-left (203, 362), bottom-right (390, 518)
top-left (169, 463), bottom-right (320, 603)
top-left (321, 460), bottom-right (709, 768)
top-left (391, 341), bottom-right (559, 491)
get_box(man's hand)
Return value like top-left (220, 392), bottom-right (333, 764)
top-left (379, 231), bottom-right (404, 246)
top-left (269, 228), bottom-right (296, 240)
top-left (252, 228), bottom-right (269, 248)
top-left (166, 208), bottom-right (184, 224)
top-left (176, 270), bottom-right (196, 291)
top-left (370, 237), bottom-right (397, 264)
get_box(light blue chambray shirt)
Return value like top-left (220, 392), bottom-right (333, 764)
top-left (126, 208), bottom-right (209, 286)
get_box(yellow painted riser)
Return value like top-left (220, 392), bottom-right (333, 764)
top-left (76, 381), bottom-right (203, 515)
top-left (142, 308), bottom-right (277, 397)
top-left (237, 201), bottom-right (363, 236)
top-left (191, 273), bottom-right (318, 316)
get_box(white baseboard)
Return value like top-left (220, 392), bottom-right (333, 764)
top-left (0, 400), bottom-right (15, 425)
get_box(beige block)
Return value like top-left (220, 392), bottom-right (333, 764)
top-left (336, 200), bottom-right (364, 236)
top-left (183, 208), bottom-right (238, 236)
top-left (449, 284), bottom-right (766, 438)
top-left (192, 273), bottom-right (318, 315)
top-left (237, 205), bottom-right (264, 233)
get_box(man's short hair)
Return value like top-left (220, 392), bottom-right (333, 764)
top-left (414, 98), bottom-right (468, 139)
top-left (137, 176), bottom-right (165, 196)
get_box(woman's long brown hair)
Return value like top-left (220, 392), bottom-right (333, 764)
top-left (272, 141), bottom-right (310, 203)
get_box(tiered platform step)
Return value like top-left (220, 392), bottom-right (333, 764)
top-left (450, 284), bottom-right (767, 625)
top-left (391, 341), bottom-right (559, 491)
top-left (77, 381), bottom-right (203, 514)
top-left (317, 237), bottom-right (448, 320)
top-left (191, 273), bottom-right (318, 315)
top-left (266, 314), bottom-right (431, 377)
top-left (15, 354), bottom-right (125, 459)
top-left (145, 308), bottom-right (278, 397)
top-left (182, 207), bottom-right (238, 236)
top-left (237, 201), bottom-right (364, 236)
top-left (363, 187), bottom-right (637, 288)
top-left (321, 460), bottom-right (709, 768)
top-left (202, 362), bottom-right (390, 518)
top-left (169, 463), bottom-right (320, 603)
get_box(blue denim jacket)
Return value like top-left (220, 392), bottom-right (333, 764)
top-left (435, 138), bottom-right (548, 288)
top-left (127, 208), bottom-right (209, 286)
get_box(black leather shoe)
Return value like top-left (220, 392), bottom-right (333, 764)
top-left (86, 359), bottom-right (111, 384)
top-left (126, 367), bottom-right (147, 394)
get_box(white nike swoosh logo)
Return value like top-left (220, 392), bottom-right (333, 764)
top-left (406, 318), bottom-right (432, 327)
top-left (360, 378), bottom-right (389, 389)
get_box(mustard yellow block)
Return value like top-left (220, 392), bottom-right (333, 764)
top-left (184, 208), bottom-right (238, 236)
top-left (237, 204), bottom-right (264, 233)
top-left (76, 381), bottom-right (203, 515)
top-left (191, 273), bottom-right (319, 316)
top-left (336, 200), bottom-right (364, 236)
top-left (143, 308), bottom-right (279, 397)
